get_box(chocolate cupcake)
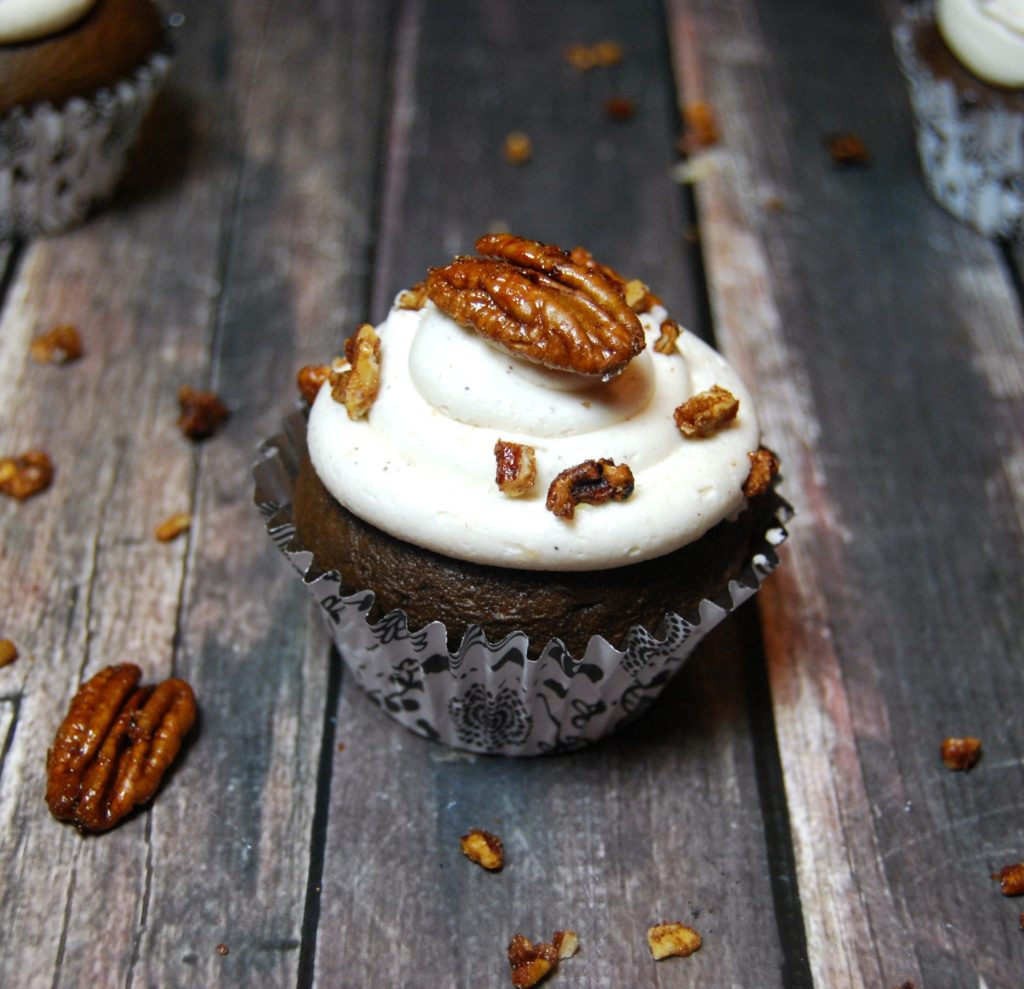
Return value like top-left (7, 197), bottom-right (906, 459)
top-left (0, 0), bottom-right (172, 236)
top-left (894, 0), bottom-right (1024, 238)
top-left (255, 235), bottom-right (789, 755)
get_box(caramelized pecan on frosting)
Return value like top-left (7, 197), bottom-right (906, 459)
top-left (546, 458), bottom-right (634, 519)
top-left (426, 234), bottom-right (646, 378)
top-left (494, 439), bottom-right (537, 497)
top-left (330, 323), bottom-right (381, 420)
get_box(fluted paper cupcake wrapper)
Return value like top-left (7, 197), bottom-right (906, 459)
top-left (0, 49), bottom-right (172, 238)
top-left (893, 7), bottom-right (1024, 239)
top-left (254, 413), bottom-right (790, 756)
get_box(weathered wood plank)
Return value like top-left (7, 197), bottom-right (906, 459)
top-left (669, 1), bottom-right (1024, 987)
top-left (311, 1), bottom-right (788, 986)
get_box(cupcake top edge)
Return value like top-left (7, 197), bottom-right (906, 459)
top-left (304, 235), bottom-right (775, 572)
top-left (937, 0), bottom-right (1024, 88)
top-left (0, 0), bottom-right (96, 43)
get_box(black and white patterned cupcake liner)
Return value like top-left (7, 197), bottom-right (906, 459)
top-left (0, 48), bottom-right (171, 238)
top-left (254, 413), bottom-right (790, 756)
top-left (893, 5), bottom-right (1023, 239)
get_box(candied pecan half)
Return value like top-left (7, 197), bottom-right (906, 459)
top-left (647, 922), bottom-right (702, 960)
top-left (460, 828), bottom-right (504, 871)
top-left (30, 324), bottom-right (83, 364)
top-left (568, 246), bottom-right (658, 314)
top-left (427, 235), bottom-right (645, 377)
top-left (397, 282), bottom-right (429, 310)
top-left (826, 133), bottom-right (870, 167)
top-left (993, 863), bottom-right (1024, 896)
top-left (743, 447), bottom-right (780, 498)
top-left (546, 458), bottom-right (634, 520)
top-left (674, 384), bottom-right (739, 437)
top-left (0, 450), bottom-right (54, 500)
top-left (46, 664), bottom-right (197, 832)
top-left (330, 323), bottom-right (381, 420)
top-left (494, 440), bottom-right (537, 497)
top-left (508, 934), bottom-right (558, 988)
top-left (178, 386), bottom-right (229, 440)
top-left (0, 639), bottom-right (18, 668)
top-left (654, 318), bottom-right (682, 355)
top-left (940, 736), bottom-right (982, 771)
top-left (154, 512), bottom-right (191, 543)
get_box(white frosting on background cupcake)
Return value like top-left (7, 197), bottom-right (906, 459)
top-left (937, 0), bottom-right (1024, 87)
top-left (308, 298), bottom-right (761, 571)
top-left (0, 0), bottom-right (96, 43)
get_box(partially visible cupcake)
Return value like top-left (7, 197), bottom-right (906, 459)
top-left (0, 0), bottom-right (172, 237)
top-left (255, 235), bottom-right (788, 755)
top-left (894, 0), bottom-right (1024, 238)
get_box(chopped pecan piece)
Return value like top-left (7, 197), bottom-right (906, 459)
top-left (503, 131), bottom-right (533, 165)
top-left (992, 863), bottom-right (1024, 896)
top-left (654, 318), bottom-right (682, 355)
top-left (46, 664), bottom-right (197, 832)
top-left (552, 930), bottom-right (579, 960)
top-left (330, 323), bottom-right (381, 420)
top-left (460, 828), bottom-right (504, 870)
top-left (674, 385), bottom-right (739, 437)
top-left (564, 39), bottom-right (622, 70)
top-left (154, 512), bottom-right (191, 543)
top-left (826, 133), bottom-right (870, 167)
top-left (494, 440), bottom-right (537, 497)
top-left (604, 97), bottom-right (635, 120)
top-left (508, 934), bottom-right (558, 988)
top-left (297, 363), bottom-right (331, 405)
top-left (29, 324), bottom-right (83, 364)
top-left (0, 639), bottom-right (18, 668)
top-left (397, 282), bottom-right (429, 310)
top-left (0, 450), bottom-right (54, 500)
top-left (647, 922), bottom-right (702, 960)
top-left (216, 944), bottom-right (230, 957)
top-left (680, 101), bottom-right (719, 153)
top-left (178, 386), bottom-right (230, 440)
top-left (546, 458), bottom-right (634, 520)
top-left (940, 736), bottom-right (982, 771)
top-left (428, 235), bottom-right (645, 377)
top-left (743, 447), bottom-right (780, 498)
top-left (563, 42), bottom-right (597, 71)
top-left (592, 39), bottom-right (623, 66)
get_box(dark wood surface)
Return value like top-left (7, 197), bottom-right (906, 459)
top-left (1, 2), bottom-right (1021, 987)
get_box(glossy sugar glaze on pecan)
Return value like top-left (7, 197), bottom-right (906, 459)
top-left (425, 234), bottom-right (645, 378)
top-left (674, 384), bottom-right (739, 437)
top-left (494, 439), bottom-right (537, 496)
top-left (743, 446), bottom-right (780, 498)
top-left (46, 664), bottom-right (197, 832)
top-left (546, 458), bottom-right (634, 519)
top-left (330, 323), bottom-right (381, 420)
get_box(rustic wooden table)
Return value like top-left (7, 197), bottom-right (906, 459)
top-left (2, 1), bottom-right (1022, 987)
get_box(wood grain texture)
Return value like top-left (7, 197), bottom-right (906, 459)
top-left (668, 0), bottom-right (1024, 987)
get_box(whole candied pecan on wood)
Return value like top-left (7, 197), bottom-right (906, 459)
top-left (46, 664), bottom-right (197, 832)
top-left (546, 458), bottom-right (634, 519)
top-left (426, 234), bottom-right (645, 377)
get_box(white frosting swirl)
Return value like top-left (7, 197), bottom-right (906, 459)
top-left (307, 299), bottom-right (761, 571)
top-left (937, 0), bottom-right (1024, 87)
top-left (0, 0), bottom-right (96, 43)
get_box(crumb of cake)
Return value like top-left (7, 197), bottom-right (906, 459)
top-left (552, 930), bottom-right (579, 960)
top-left (494, 440), bottom-right (538, 497)
top-left (178, 386), bottom-right (230, 440)
top-left (29, 324), bottom-right (83, 364)
top-left (743, 447), bottom-right (780, 498)
top-left (330, 323), bottom-right (381, 420)
top-left (46, 664), bottom-right (197, 832)
top-left (460, 828), bottom-right (504, 871)
top-left (654, 318), bottom-right (682, 355)
top-left (0, 450), bottom-right (54, 500)
top-left (679, 100), bottom-right (719, 152)
top-left (992, 863), bottom-right (1024, 896)
top-left (939, 736), bottom-right (982, 771)
top-left (825, 133), bottom-right (870, 167)
top-left (216, 943), bottom-right (229, 956)
top-left (674, 385), bottom-right (739, 437)
top-left (646, 922), bottom-right (702, 960)
top-left (604, 96), bottom-right (635, 120)
top-left (546, 458), bottom-right (634, 520)
top-left (0, 639), bottom-right (18, 668)
top-left (503, 131), bottom-right (533, 165)
top-left (397, 282), bottom-right (429, 310)
top-left (154, 512), bottom-right (191, 543)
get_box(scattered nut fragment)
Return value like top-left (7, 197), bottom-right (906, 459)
top-left (503, 131), bottom-right (533, 165)
top-left (154, 512), bottom-right (191, 543)
top-left (826, 132), bottom-right (870, 167)
top-left (653, 318), bottom-right (682, 355)
top-left (0, 450), bottom-right (54, 500)
top-left (743, 446), bottom-right (780, 498)
top-left (564, 40), bottom-right (622, 70)
top-left (215, 943), bottom-right (229, 957)
top-left (604, 97), bottom-right (635, 121)
top-left (647, 922), bottom-right (702, 960)
top-left (552, 930), bottom-right (579, 960)
top-left (508, 934), bottom-right (556, 988)
top-left (679, 101), bottom-right (719, 153)
top-left (0, 639), bottom-right (18, 668)
top-left (397, 281), bottom-right (428, 310)
top-left (940, 736), bottom-right (982, 771)
top-left (494, 440), bottom-right (537, 497)
top-left (46, 663), bottom-right (197, 832)
top-left (992, 863), bottom-right (1024, 896)
top-left (764, 195), bottom-right (786, 213)
top-left (674, 384), bottom-right (739, 437)
top-left (29, 324), bottom-right (83, 364)
top-left (592, 39), bottom-right (623, 66)
top-left (178, 386), bottom-right (230, 440)
top-left (330, 323), bottom-right (381, 420)
top-left (460, 828), bottom-right (504, 871)
top-left (297, 363), bottom-right (331, 405)
top-left (546, 458), bottom-right (634, 520)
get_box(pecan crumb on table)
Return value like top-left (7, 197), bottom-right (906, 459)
top-left (460, 828), bottom-right (504, 871)
top-left (825, 132), bottom-right (870, 167)
top-left (178, 386), bottom-right (230, 440)
top-left (940, 736), bottom-right (982, 771)
top-left (154, 512), bottom-right (192, 543)
top-left (0, 639), bottom-right (18, 668)
top-left (604, 96), bottom-right (635, 120)
top-left (0, 450), bottom-right (54, 500)
top-left (507, 930), bottom-right (578, 988)
top-left (503, 131), bottom-right (533, 165)
top-left (646, 922), bottom-right (702, 960)
top-left (29, 324), bottom-right (84, 364)
top-left (992, 863), bottom-right (1024, 896)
